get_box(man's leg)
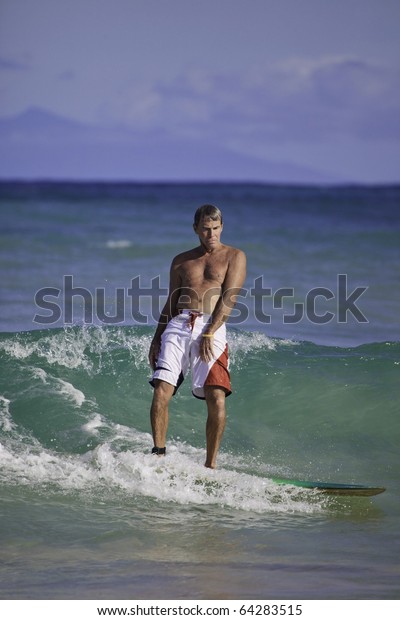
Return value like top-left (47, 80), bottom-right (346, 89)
top-left (150, 379), bottom-right (175, 453)
top-left (204, 386), bottom-right (227, 469)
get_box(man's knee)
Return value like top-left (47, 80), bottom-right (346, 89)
top-left (205, 386), bottom-right (227, 409)
top-left (153, 379), bottom-right (175, 403)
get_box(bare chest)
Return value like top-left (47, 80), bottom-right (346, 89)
top-left (179, 254), bottom-right (228, 287)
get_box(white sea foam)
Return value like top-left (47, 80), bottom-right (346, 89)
top-left (0, 327), bottom-right (297, 381)
top-left (228, 329), bottom-right (276, 351)
top-left (0, 443), bottom-right (97, 489)
top-left (0, 327), bottom-right (114, 372)
top-left (30, 367), bottom-right (48, 383)
top-left (0, 329), bottom-right (94, 370)
top-left (81, 413), bottom-right (105, 435)
top-left (0, 421), bottom-right (325, 515)
top-left (55, 378), bottom-right (86, 407)
top-left (26, 366), bottom-right (86, 407)
top-left (0, 396), bottom-right (15, 432)
top-left (106, 239), bottom-right (132, 249)
top-left (0, 339), bottom-right (36, 360)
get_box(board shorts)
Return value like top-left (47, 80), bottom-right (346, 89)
top-left (150, 310), bottom-right (231, 399)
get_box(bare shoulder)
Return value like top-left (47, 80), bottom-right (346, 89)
top-left (224, 246), bottom-right (246, 288)
top-left (226, 245), bottom-right (246, 264)
top-left (171, 247), bottom-right (199, 267)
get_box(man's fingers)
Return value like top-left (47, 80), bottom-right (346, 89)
top-left (200, 339), bottom-right (214, 363)
top-left (149, 343), bottom-right (160, 369)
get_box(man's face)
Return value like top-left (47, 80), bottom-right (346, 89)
top-left (194, 217), bottom-right (223, 250)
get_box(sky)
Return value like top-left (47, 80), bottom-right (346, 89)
top-left (0, 0), bottom-right (400, 183)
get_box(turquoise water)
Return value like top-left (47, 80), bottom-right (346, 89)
top-left (0, 182), bottom-right (399, 599)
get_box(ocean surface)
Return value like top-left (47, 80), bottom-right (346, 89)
top-left (0, 181), bottom-right (399, 600)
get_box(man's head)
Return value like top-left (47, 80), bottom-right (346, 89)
top-left (193, 205), bottom-right (223, 251)
top-left (193, 204), bottom-right (223, 228)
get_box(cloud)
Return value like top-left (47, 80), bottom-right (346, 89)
top-left (108, 57), bottom-right (400, 146)
top-left (57, 70), bottom-right (76, 81)
top-left (0, 55), bottom-right (31, 72)
top-left (97, 81), bottom-right (162, 129)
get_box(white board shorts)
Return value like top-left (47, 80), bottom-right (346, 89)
top-left (150, 310), bottom-right (231, 399)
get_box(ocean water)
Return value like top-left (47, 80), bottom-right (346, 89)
top-left (0, 182), bottom-right (399, 600)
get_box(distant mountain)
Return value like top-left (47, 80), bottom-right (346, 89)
top-left (0, 107), bottom-right (340, 183)
top-left (0, 107), bottom-right (86, 132)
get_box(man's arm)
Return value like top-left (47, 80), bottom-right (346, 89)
top-left (148, 258), bottom-right (181, 370)
top-left (200, 249), bottom-right (247, 362)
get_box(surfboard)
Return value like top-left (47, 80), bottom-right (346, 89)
top-left (271, 478), bottom-right (386, 497)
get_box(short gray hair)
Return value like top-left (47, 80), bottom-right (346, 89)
top-left (193, 204), bottom-right (223, 227)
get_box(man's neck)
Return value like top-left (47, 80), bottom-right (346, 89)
top-left (199, 241), bottom-right (222, 254)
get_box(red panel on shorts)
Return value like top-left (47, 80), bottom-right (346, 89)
top-left (204, 345), bottom-right (231, 396)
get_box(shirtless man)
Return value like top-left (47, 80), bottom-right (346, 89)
top-left (149, 204), bottom-right (246, 468)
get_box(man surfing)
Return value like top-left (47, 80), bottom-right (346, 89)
top-left (149, 205), bottom-right (246, 468)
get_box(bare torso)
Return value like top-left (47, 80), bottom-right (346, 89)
top-left (173, 244), bottom-right (237, 314)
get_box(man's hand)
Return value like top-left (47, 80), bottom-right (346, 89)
top-left (149, 337), bottom-right (161, 370)
top-left (200, 334), bottom-right (215, 363)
